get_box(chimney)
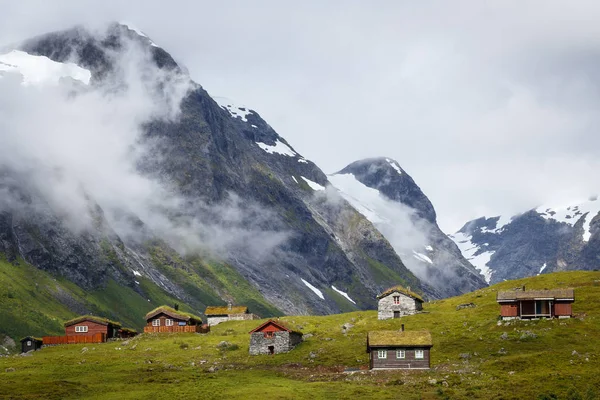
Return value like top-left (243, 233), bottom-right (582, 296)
top-left (522, 285), bottom-right (526, 291)
top-left (401, 324), bottom-right (405, 332)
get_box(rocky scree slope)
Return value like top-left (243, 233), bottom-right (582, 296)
top-left (0, 23), bottom-right (423, 330)
top-left (450, 197), bottom-right (600, 284)
top-left (329, 158), bottom-right (487, 298)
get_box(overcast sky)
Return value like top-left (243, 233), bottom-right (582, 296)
top-left (2, 1), bottom-right (600, 231)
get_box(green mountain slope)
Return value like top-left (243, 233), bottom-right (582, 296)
top-left (1, 271), bottom-right (598, 399)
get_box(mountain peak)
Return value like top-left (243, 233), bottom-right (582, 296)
top-left (334, 157), bottom-right (436, 223)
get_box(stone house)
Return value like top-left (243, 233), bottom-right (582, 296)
top-left (205, 304), bottom-right (260, 326)
top-left (249, 319), bottom-right (303, 355)
top-left (367, 327), bottom-right (433, 370)
top-left (377, 285), bottom-right (424, 320)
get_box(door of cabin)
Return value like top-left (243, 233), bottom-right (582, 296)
top-left (393, 311), bottom-right (400, 319)
top-left (268, 346), bottom-right (275, 355)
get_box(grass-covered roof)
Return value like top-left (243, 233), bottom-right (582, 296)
top-left (368, 330), bottom-right (432, 347)
top-left (377, 285), bottom-right (424, 302)
top-left (205, 305), bottom-right (248, 315)
top-left (64, 315), bottom-right (122, 328)
top-left (497, 288), bottom-right (574, 301)
top-left (145, 306), bottom-right (203, 323)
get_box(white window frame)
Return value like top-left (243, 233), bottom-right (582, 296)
top-left (377, 350), bottom-right (387, 359)
top-left (75, 326), bottom-right (88, 333)
top-left (165, 319), bottom-right (174, 326)
top-left (26, 341), bottom-right (32, 346)
top-left (152, 319), bottom-right (160, 327)
top-left (396, 350), bottom-right (405, 359)
top-left (393, 296), bottom-right (401, 305)
top-left (415, 350), bottom-right (424, 359)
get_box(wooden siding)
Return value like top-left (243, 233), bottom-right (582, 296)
top-left (146, 314), bottom-right (190, 328)
top-left (43, 333), bottom-right (105, 345)
top-left (65, 321), bottom-right (109, 337)
top-left (500, 303), bottom-right (518, 317)
top-left (369, 347), bottom-right (431, 369)
top-left (143, 325), bottom-right (209, 333)
top-left (554, 302), bottom-right (572, 316)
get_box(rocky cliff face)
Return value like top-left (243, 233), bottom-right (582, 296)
top-left (0, 23), bottom-right (423, 325)
top-left (329, 158), bottom-right (487, 298)
top-left (450, 198), bottom-right (600, 283)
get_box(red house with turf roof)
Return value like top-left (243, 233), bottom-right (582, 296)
top-left (64, 316), bottom-right (122, 339)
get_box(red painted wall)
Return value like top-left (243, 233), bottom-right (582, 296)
top-left (65, 321), bottom-right (109, 336)
top-left (500, 304), bottom-right (518, 317)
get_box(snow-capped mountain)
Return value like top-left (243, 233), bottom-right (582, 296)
top-left (329, 158), bottom-right (488, 298)
top-left (450, 197), bottom-right (600, 283)
top-left (0, 23), bottom-right (426, 324)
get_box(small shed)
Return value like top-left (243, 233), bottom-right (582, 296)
top-left (20, 336), bottom-right (43, 353)
top-left (497, 287), bottom-right (574, 320)
top-left (205, 304), bottom-right (260, 326)
top-left (366, 328), bottom-right (433, 370)
top-left (144, 306), bottom-right (207, 333)
top-left (377, 285), bottom-right (424, 320)
top-left (249, 319), bottom-right (303, 355)
top-left (64, 316), bottom-right (122, 339)
top-left (118, 327), bottom-right (138, 339)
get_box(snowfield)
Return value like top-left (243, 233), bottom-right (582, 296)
top-left (0, 50), bottom-right (91, 85)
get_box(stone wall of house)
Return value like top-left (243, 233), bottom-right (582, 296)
top-left (249, 331), bottom-right (302, 355)
top-left (207, 316), bottom-right (230, 326)
top-left (378, 292), bottom-right (420, 320)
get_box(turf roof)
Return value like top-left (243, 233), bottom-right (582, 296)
top-left (145, 306), bottom-right (203, 323)
top-left (64, 315), bottom-right (122, 328)
top-left (377, 285), bottom-right (424, 302)
top-left (367, 330), bottom-right (433, 347)
top-left (205, 306), bottom-right (248, 315)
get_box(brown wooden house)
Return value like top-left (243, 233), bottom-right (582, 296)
top-left (205, 304), bottom-right (260, 326)
top-left (144, 306), bottom-right (208, 333)
top-left (64, 316), bottom-right (122, 339)
top-left (249, 319), bottom-right (303, 355)
top-left (497, 287), bottom-right (574, 320)
top-left (366, 328), bottom-right (433, 370)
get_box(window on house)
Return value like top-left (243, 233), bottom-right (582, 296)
top-left (393, 296), bottom-right (401, 305)
top-left (396, 350), bottom-right (405, 359)
top-left (264, 331), bottom-right (275, 338)
top-left (152, 319), bottom-right (160, 327)
top-left (165, 319), bottom-right (174, 326)
top-left (75, 326), bottom-right (88, 333)
top-left (415, 350), bottom-right (424, 359)
top-left (377, 350), bottom-right (387, 359)
top-left (26, 341), bottom-right (32, 346)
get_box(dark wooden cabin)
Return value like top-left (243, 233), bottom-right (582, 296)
top-left (20, 336), bottom-right (43, 353)
top-left (144, 306), bottom-right (208, 333)
top-left (118, 327), bottom-right (138, 339)
top-left (249, 320), bottom-right (303, 355)
top-left (64, 316), bottom-right (122, 339)
top-left (366, 328), bottom-right (433, 370)
top-left (497, 287), bottom-right (574, 320)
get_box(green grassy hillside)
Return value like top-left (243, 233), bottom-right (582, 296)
top-left (1, 271), bottom-right (599, 399)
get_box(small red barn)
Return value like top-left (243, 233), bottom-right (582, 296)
top-left (249, 320), bottom-right (303, 355)
top-left (497, 287), bottom-right (574, 320)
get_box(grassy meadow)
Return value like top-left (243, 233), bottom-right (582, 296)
top-left (1, 271), bottom-right (599, 399)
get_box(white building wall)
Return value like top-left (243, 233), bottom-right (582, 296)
top-left (377, 292), bottom-right (420, 320)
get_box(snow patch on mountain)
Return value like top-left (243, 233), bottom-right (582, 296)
top-left (0, 50), bottom-right (91, 85)
top-left (120, 21), bottom-right (159, 47)
top-left (331, 285), bottom-right (356, 304)
top-left (385, 158), bottom-right (402, 175)
top-left (256, 139), bottom-right (296, 157)
top-left (212, 97), bottom-right (254, 122)
top-left (412, 251), bottom-right (433, 265)
top-left (539, 263), bottom-right (547, 274)
top-left (301, 176), bottom-right (325, 191)
top-left (449, 231), bottom-right (494, 283)
top-left (536, 198), bottom-right (600, 242)
top-left (301, 278), bottom-right (324, 300)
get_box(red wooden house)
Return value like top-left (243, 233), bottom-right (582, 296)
top-left (64, 316), bottom-right (122, 339)
top-left (497, 287), bottom-right (574, 320)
